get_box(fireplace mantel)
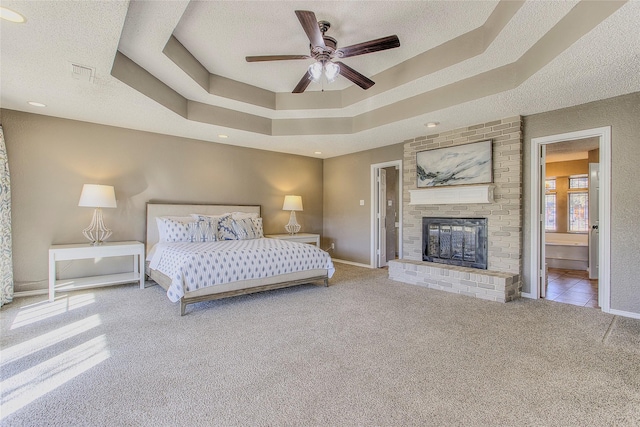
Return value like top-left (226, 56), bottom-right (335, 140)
top-left (409, 184), bottom-right (495, 205)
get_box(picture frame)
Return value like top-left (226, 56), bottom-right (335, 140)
top-left (416, 139), bottom-right (493, 188)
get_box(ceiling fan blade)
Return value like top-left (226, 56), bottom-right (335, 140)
top-left (337, 35), bottom-right (400, 58)
top-left (295, 10), bottom-right (326, 49)
top-left (246, 55), bottom-right (310, 62)
top-left (335, 62), bottom-right (375, 90)
top-left (292, 72), bottom-right (313, 93)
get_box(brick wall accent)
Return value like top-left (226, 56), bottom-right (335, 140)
top-left (389, 259), bottom-right (520, 303)
top-left (398, 116), bottom-right (523, 299)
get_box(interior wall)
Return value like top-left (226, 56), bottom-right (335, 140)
top-left (323, 143), bottom-right (403, 265)
top-left (523, 92), bottom-right (640, 314)
top-left (2, 109), bottom-right (323, 290)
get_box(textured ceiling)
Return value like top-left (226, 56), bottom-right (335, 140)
top-left (1, 1), bottom-right (639, 159)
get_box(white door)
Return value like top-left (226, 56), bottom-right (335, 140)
top-left (589, 163), bottom-right (599, 281)
top-left (540, 145), bottom-right (547, 298)
top-left (377, 168), bottom-right (387, 267)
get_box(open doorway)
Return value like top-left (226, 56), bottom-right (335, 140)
top-left (543, 138), bottom-right (599, 307)
top-left (371, 161), bottom-right (402, 268)
top-left (529, 127), bottom-right (611, 313)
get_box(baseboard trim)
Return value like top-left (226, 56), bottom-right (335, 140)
top-left (331, 259), bottom-right (374, 269)
top-left (608, 308), bottom-right (640, 320)
top-left (13, 289), bottom-right (48, 298)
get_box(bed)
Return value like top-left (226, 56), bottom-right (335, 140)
top-left (145, 203), bottom-right (335, 315)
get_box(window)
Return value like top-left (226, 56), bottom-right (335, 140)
top-left (568, 174), bottom-right (588, 232)
top-left (545, 179), bottom-right (556, 190)
top-left (545, 179), bottom-right (556, 231)
top-left (545, 194), bottom-right (556, 231)
top-left (569, 175), bottom-right (588, 189)
top-left (568, 192), bottom-right (588, 232)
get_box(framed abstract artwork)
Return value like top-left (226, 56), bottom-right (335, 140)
top-left (416, 140), bottom-right (493, 187)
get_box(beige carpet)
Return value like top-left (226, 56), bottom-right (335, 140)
top-left (1, 264), bottom-right (639, 426)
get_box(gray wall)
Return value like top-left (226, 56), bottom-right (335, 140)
top-left (523, 92), bottom-right (640, 314)
top-left (323, 143), bottom-right (403, 265)
top-left (2, 109), bottom-right (323, 290)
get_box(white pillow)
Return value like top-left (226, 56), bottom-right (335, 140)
top-left (231, 211), bottom-right (259, 220)
top-left (156, 216), bottom-right (196, 243)
top-left (190, 213), bottom-right (229, 221)
top-left (252, 217), bottom-right (264, 238)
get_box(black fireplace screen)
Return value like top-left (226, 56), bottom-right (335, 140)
top-left (423, 217), bottom-right (487, 269)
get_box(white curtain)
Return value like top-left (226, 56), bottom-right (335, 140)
top-left (0, 125), bottom-right (13, 306)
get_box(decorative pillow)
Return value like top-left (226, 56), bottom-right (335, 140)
top-left (188, 220), bottom-right (217, 242)
top-left (217, 214), bottom-right (237, 240)
top-left (252, 217), bottom-right (264, 238)
top-left (190, 214), bottom-right (228, 239)
top-left (232, 217), bottom-right (264, 240)
top-left (156, 216), bottom-right (196, 243)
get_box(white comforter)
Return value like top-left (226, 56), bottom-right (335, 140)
top-left (149, 238), bottom-right (335, 302)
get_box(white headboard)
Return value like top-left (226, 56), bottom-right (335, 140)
top-left (145, 203), bottom-right (261, 255)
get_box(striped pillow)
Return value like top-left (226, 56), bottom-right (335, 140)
top-left (232, 217), bottom-right (264, 240)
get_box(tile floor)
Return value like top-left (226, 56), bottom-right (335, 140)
top-left (545, 267), bottom-right (599, 308)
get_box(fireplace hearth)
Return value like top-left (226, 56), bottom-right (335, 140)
top-left (423, 217), bottom-right (488, 269)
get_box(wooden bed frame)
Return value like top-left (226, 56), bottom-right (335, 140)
top-left (145, 203), bottom-right (329, 315)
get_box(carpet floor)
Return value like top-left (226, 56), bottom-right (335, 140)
top-left (1, 263), bottom-right (639, 426)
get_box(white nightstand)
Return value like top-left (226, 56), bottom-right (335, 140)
top-left (265, 233), bottom-right (320, 246)
top-left (48, 241), bottom-right (145, 302)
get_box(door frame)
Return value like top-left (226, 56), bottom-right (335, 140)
top-left (527, 127), bottom-right (611, 313)
top-left (371, 160), bottom-right (403, 268)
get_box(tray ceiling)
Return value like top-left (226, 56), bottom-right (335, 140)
top-left (1, 0), bottom-right (639, 158)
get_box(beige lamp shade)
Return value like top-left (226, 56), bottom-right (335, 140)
top-left (78, 184), bottom-right (116, 245)
top-left (78, 184), bottom-right (117, 208)
top-left (282, 195), bottom-right (303, 211)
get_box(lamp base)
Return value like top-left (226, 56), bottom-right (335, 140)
top-left (284, 210), bottom-right (301, 235)
top-left (82, 208), bottom-right (112, 245)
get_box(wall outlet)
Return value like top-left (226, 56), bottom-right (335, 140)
top-left (330, 243), bottom-right (335, 250)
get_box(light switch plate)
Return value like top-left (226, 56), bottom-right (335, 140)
top-left (360, 200), bottom-right (365, 206)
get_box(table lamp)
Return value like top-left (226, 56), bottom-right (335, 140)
top-left (282, 195), bottom-right (303, 235)
top-left (78, 184), bottom-right (117, 245)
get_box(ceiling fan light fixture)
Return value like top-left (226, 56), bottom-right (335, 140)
top-left (308, 62), bottom-right (323, 82)
top-left (249, 10), bottom-right (400, 93)
top-left (325, 62), bottom-right (340, 82)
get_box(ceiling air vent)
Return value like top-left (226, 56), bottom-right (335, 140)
top-left (69, 62), bottom-right (95, 83)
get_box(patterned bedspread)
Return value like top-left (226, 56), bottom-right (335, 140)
top-left (149, 238), bottom-right (335, 302)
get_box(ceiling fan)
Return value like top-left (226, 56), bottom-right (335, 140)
top-left (245, 10), bottom-right (400, 93)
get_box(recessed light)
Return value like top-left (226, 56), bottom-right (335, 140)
top-left (426, 122), bottom-right (439, 128)
top-left (28, 101), bottom-right (46, 107)
top-left (218, 134), bottom-right (228, 139)
top-left (0, 7), bottom-right (26, 23)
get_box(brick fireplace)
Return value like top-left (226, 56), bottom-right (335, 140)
top-left (389, 117), bottom-right (523, 302)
